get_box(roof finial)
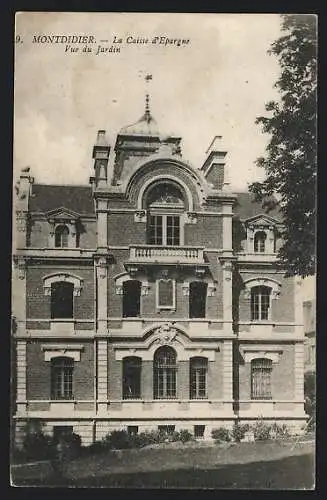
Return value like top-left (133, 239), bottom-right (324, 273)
top-left (144, 74), bottom-right (153, 122)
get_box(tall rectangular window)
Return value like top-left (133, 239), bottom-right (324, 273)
top-left (190, 357), bottom-right (208, 399)
top-left (122, 357), bottom-right (142, 399)
top-left (251, 286), bottom-right (271, 321)
top-left (251, 358), bottom-right (272, 400)
top-left (51, 357), bottom-right (74, 400)
top-left (154, 347), bottom-right (177, 399)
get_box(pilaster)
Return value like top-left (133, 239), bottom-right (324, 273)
top-left (294, 343), bottom-right (305, 401)
top-left (16, 340), bottom-right (27, 415)
top-left (95, 255), bottom-right (108, 334)
top-left (97, 339), bottom-right (108, 412)
top-left (222, 260), bottom-right (233, 332)
top-left (222, 340), bottom-right (233, 401)
top-left (222, 203), bottom-right (233, 251)
top-left (12, 257), bottom-right (26, 334)
top-left (96, 199), bottom-right (108, 250)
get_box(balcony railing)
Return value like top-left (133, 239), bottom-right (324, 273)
top-left (129, 245), bottom-right (205, 264)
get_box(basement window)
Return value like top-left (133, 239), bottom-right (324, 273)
top-left (194, 425), bottom-right (205, 439)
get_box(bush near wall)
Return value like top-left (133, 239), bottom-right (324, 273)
top-left (211, 427), bottom-right (231, 443)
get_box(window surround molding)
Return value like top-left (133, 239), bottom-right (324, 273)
top-left (43, 273), bottom-right (83, 297)
top-left (137, 175), bottom-right (194, 213)
top-left (241, 345), bottom-right (283, 364)
top-left (42, 344), bottom-right (84, 362)
top-left (243, 277), bottom-right (281, 300)
top-left (46, 207), bottom-right (80, 248)
top-left (244, 215), bottom-right (282, 254)
top-left (156, 278), bottom-right (176, 310)
top-left (114, 323), bottom-right (218, 361)
top-left (114, 273), bottom-right (150, 296)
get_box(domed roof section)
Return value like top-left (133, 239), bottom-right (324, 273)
top-left (119, 94), bottom-right (160, 137)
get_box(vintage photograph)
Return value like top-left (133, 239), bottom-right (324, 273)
top-left (11, 12), bottom-right (316, 488)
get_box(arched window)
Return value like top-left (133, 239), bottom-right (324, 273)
top-left (190, 357), bottom-right (208, 399)
top-left (51, 282), bottom-right (74, 319)
top-left (251, 358), bottom-right (272, 399)
top-left (254, 231), bottom-right (267, 253)
top-left (146, 182), bottom-right (185, 246)
top-left (51, 357), bottom-right (74, 400)
top-left (189, 282), bottom-right (207, 318)
top-left (251, 286), bottom-right (271, 321)
top-left (55, 225), bottom-right (69, 248)
top-left (123, 280), bottom-right (141, 317)
top-left (154, 346), bottom-right (177, 399)
top-left (122, 357), bottom-right (142, 399)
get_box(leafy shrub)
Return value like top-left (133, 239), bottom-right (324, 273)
top-left (179, 429), bottom-right (193, 443)
top-left (232, 422), bottom-right (250, 442)
top-left (304, 371), bottom-right (316, 431)
top-left (252, 419), bottom-right (271, 441)
top-left (59, 432), bottom-right (82, 458)
top-left (80, 441), bottom-right (104, 456)
top-left (104, 430), bottom-right (131, 449)
top-left (211, 427), bottom-right (231, 443)
top-left (270, 423), bottom-right (290, 439)
top-left (22, 420), bottom-right (54, 461)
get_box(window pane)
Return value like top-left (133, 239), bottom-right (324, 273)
top-left (154, 347), bottom-right (177, 399)
top-left (261, 288), bottom-right (270, 320)
top-left (166, 216), bottom-right (180, 245)
top-left (51, 358), bottom-right (73, 400)
top-left (148, 215), bottom-right (163, 245)
top-left (190, 358), bottom-right (208, 399)
top-left (158, 279), bottom-right (174, 307)
top-left (123, 357), bottom-right (141, 399)
top-left (251, 289), bottom-right (260, 320)
top-left (51, 282), bottom-right (74, 319)
top-left (251, 359), bottom-right (272, 399)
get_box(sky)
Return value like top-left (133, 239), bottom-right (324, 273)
top-left (14, 12), bottom-right (283, 190)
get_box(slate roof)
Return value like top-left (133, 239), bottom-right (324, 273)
top-left (234, 192), bottom-right (283, 222)
top-left (29, 184), bottom-right (95, 215)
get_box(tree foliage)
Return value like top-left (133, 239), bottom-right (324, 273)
top-left (249, 14), bottom-right (317, 277)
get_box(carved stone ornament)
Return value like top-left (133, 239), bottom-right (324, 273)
top-left (207, 284), bottom-right (216, 297)
top-left (186, 212), bottom-right (198, 224)
top-left (271, 289), bottom-right (281, 299)
top-left (223, 262), bottom-right (233, 281)
top-left (134, 210), bottom-right (147, 223)
top-left (16, 212), bottom-right (27, 232)
top-left (96, 257), bottom-right (107, 279)
top-left (141, 284), bottom-right (150, 296)
top-left (17, 258), bottom-right (26, 280)
top-left (195, 267), bottom-right (206, 278)
top-left (154, 324), bottom-right (178, 345)
top-left (182, 284), bottom-right (190, 296)
top-left (73, 287), bottom-right (82, 297)
top-left (44, 286), bottom-right (52, 296)
top-left (116, 285), bottom-right (123, 295)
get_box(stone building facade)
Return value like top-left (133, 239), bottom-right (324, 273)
top-left (12, 98), bottom-right (307, 445)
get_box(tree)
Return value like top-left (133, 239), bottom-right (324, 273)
top-left (249, 14), bottom-right (317, 278)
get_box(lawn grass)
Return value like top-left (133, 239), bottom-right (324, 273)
top-left (11, 440), bottom-right (315, 489)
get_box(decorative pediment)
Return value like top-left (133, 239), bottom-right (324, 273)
top-left (46, 207), bottom-right (81, 221)
top-left (244, 214), bottom-right (282, 229)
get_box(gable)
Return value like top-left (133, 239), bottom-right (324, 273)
top-left (244, 214), bottom-right (283, 227)
top-left (46, 207), bottom-right (81, 220)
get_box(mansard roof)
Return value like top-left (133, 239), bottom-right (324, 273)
top-left (234, 192), bottom-right (283, 222)
top-left (29, 184), bottom-right (95, 215)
